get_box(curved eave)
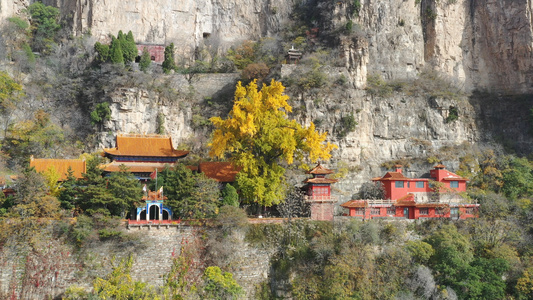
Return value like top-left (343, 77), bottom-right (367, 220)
top-left (103, 149), bottom-right (189, 158)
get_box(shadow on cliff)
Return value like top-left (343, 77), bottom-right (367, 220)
top-left (468, 92), bottom-right (533, 155)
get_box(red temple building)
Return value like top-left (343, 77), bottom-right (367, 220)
top-left (341, 164), bottom-right (479, 220)
top-left (304, 163), bottom-right (338, 221)
top-left (102, 134), bottom-right (189, 181)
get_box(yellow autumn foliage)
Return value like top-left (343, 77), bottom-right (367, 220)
top-left (209, 79), bottom-right (337, 206)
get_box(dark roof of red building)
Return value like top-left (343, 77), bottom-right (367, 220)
top-left (434, 164), bottom-right (446, 169)
top-left (103, 134), bottom-right (189, 158)
top-left (307, 163), bottom-right (335, 175)
top-left (198, 162), bottom-right (241, 182)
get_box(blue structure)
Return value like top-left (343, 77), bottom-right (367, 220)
top-left (135, 189), bottom-right (172, 221)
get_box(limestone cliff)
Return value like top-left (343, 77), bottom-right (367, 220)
top-left (4, 0), bottom-right (533, 92)
top-left (44, 0), bottom-right (295, 59)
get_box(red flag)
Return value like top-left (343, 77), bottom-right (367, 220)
top-left (150, 169), bottom-right (157, 180)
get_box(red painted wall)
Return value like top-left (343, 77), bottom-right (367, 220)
top-left (381, 177), bottom-right (466, 201)
top-left (348, 205), bottom-right (477, 220)
top-left (137, 44), bottom-right (165, 63)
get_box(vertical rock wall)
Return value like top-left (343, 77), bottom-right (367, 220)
top-left (49, 0), bottom-right (296, 58)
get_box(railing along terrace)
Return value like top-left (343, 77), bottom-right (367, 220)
top-left (365, 199), bottom-right (395, 205)
top-left (304, 195), bottom-right (337, 202)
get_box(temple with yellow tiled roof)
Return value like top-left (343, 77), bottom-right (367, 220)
top-left (102, 134), bottom-right (189, 181)
top-left (30, 156), bottom-right (87, 181)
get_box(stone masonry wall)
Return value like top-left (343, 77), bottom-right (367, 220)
top-left (0, 223), bottom-right (273, 299)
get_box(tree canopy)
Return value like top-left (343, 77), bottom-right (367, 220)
top-left (152, 164), bottom-right (220, 219)
top-left (209, 79), bottom-right (337, 206)
top-left (0, 71), bottom-right (23, 136)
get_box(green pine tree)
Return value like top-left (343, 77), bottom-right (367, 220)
top-left (139, 47), bottom-right (151, 72)
top-left (109, 37), bottom-right (124, 64)
top-left (58, 167), bottom-right (78, 210)
top-left (123, 31), bottom-right (138, 63)
top-left (107, 165), bottom-right (142, 218)
top-left (158, 164), bottom-right (196, 217)
top-left (78, 155), bottom-right (111, 215)
top-left (162, 43), bottom-right (176, 73)
top-left (158, 164), bottom-right (220, 219)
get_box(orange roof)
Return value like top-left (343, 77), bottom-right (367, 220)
top-left (340, 200), bottom-right (367, 208)
top-left (198, 162), bottom-right (241, 182)
top-left (303, 177), bottom-right (339, 184)
top-left (442, 173), bottom-right (469, 181)
top-left (374, 172), bottom-right (409, 181)
top-left (187, 165), bottom-right (198, 172)
top-left (103, 134), bottom-right (189, 158)
top-left (102, 162), bottom-right (176, 173)
top-left (30, 158), bottom-right (86, 180)
top-left (434, 164), bottom-right (446, 169)
top-left (307, 163), bottom-right (335, 175)
top-left (394, 193), bottom-right (416, 206)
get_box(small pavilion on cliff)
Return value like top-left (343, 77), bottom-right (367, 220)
top-left (303, 163), bottom-right (338, 221)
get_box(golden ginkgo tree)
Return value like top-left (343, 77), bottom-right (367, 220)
top-left (209, 79), bottom-right (337, 207)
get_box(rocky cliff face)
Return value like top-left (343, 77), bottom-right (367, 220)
top-left (0, 0), bottom-right (28, 21)
top-left (4, 0), bottom-right (533, 92)
top-left (425, 0), bottom-right (533, 94)
top-left (45, 0), bottom-right (295, 59)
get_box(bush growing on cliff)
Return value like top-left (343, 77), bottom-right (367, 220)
top-left (337, 113), bottom-right (357, 138)
top-left (27, 2), bottom-right (61, 54)
top-left (203, 266), bottom-right (244, 299)
top-left (366, 74), bottom-right (404, 97)
top-left (90, 102), bottom-right (111, 130)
